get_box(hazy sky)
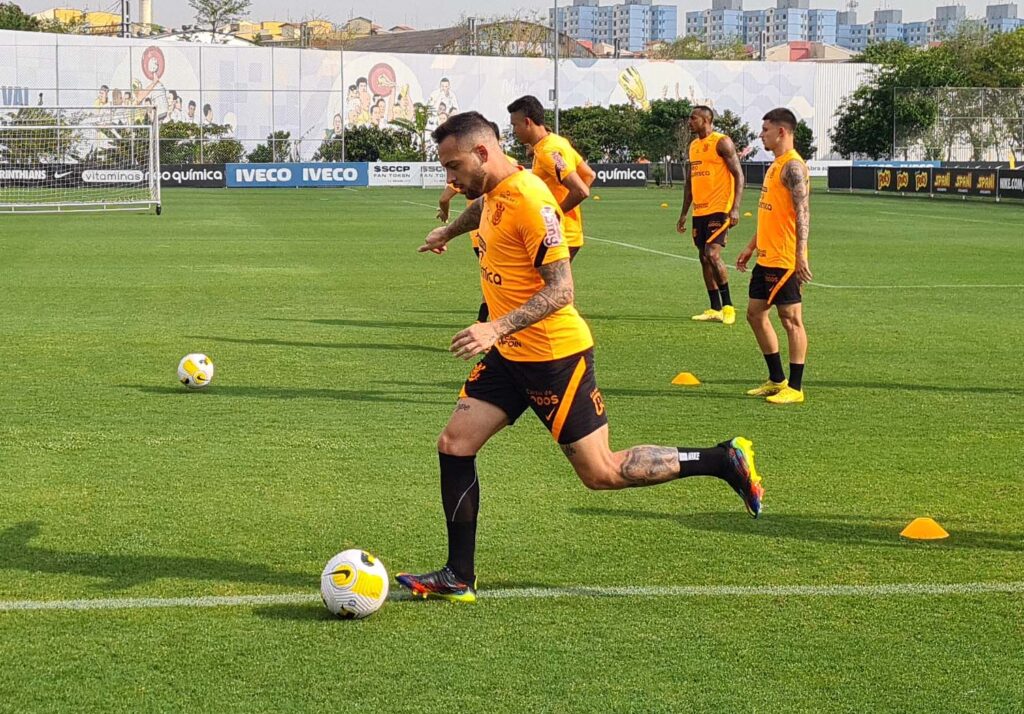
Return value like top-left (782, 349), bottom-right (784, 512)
top-left (12, 1), bottom-right (1004, 33)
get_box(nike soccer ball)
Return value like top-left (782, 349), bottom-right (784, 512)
top-left (177, 353), bottom-right (214, 390)
top-left (320, 549), bottom-right (389, 619)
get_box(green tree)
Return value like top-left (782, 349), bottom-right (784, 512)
top-left (313, 125), bottom-right (419, 162)
top-left (832, 25), bottom-right (1024, 159)
top-left (187, 0), bottom-right (252, 36)
top-left (649, 35), bottom-right (750, 61)
top-left (0, 2), bottom-right (40, 31)
top-left (388, 103), bottom-right (433, 161)
top-left (638, 99), bottom-right (693, 161)
top-left (714, 110), bottom-right (756, 156)
top-left (159, 120), bottom-right (241, 164)
top-left (795, 120), bottom-right (816, 161)
top-left (247, 130), bottom-right (294, 163)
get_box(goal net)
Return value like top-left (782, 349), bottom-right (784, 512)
top-left (0, 106), bottom-right (161, 214)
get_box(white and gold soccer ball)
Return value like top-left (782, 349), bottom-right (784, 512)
top-left (320, 549), bottom-right (389, 619)
top-left (177, 353), bottom-right (214, 390)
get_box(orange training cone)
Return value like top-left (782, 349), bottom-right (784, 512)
top-left (900, 517), bottom-right (949, 540)
top-left (672, 372), bottom-right (701, 386)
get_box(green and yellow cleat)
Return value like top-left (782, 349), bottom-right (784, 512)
top-left (692, 309), bottom-right (724, 322)
top-left (746, 379), bottom-right (787, 397)
top-left (721, 437), bottom-right (764, 518)
top-left (396, 566), bottom-right (477, 603)
top-left (766, 386), bottom-right (805, 405)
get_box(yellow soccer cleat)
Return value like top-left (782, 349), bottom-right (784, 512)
top-left (691, 309), bottom-right (723, 322)
top-left (721, 305), bottom-right (736, 325)
top-left (745, 379), bottom-right (787, 397)
top-left (766, 386), bottom-right (805, 404)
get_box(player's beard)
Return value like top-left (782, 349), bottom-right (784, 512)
top-left (461, 165), bottom-right (488, 200)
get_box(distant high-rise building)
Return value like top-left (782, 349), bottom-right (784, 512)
top-left (686, 1), bottom-right (1023, 56)
top-left (551, 0), bottom-right (677, 54)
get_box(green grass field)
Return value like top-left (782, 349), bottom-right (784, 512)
top-left (1, 186), bottom-right (1022, 712)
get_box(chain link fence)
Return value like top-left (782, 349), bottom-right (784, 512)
top-left (894, 87), bottom-right (1024, 163)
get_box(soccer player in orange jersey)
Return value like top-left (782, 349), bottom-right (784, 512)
top-left (397, 112), bottom-right (765, 603)
top-left (437, 120), bottom-right (518, 322)
top-left (677, 106), bottom-right (745, 325)
top-left (507, 95), bottom-right (594, 261)
top-left (736, 108), bottom-right (812, 405)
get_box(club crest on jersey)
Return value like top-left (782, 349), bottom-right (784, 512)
top-left (491, 202), bottom-right (506, 226)
top-left (552, 151), bottom-right (568, 172)
top-left (539, 205), bottom-right (562, 247)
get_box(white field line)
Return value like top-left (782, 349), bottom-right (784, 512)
top-left (875, 210), bottom-right (1006, 225)
top-left (399, 200), bottom-right (1022, 290)
top-left (2, 581), bottom-right (1023, 613)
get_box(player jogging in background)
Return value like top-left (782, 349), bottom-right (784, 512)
top-left (507, 95), bottom-right (594, 261)
top-left (437, 120), bottom-right (518, 323)
top-left (736, 107), bottom-right (812, 405)
top-left (677, 106), bottom-right (744, 325)
top-left (398, 111), bottom-right (764, 603)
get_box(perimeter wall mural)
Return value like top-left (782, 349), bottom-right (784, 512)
top-left (0, 29), bottom-right (869, 159)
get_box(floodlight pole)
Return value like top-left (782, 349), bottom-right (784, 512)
top-left (553, 0), bottom-right (560, 134)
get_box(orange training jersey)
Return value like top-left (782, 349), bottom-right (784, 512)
top-left (756, 149), bottom-right (807, 269)
top-left (688, 131), bottom-right (735, 217)
top-left (477, 168), bottom-right (593, 362)
top-left (531, 133), bottom-right (585, 248)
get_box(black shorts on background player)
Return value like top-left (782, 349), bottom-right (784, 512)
top-left (749, 264), bottom-right (801, 305)
top-left (460, 347), bottom-right (607, 444)
top-left (692, 212), bottom-right (729, 248)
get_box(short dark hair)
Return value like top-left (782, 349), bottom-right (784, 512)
top-left (441, 77), bottom-right (450, 84)
top-left (188, 100), bottom-right (196, 108)
top-left (432, 110), bottom-right (496, 146)
top-left (507, 95), bottom-right (545, 127)
top-left (763, 107), bottom-right (797, 132)
top-left (692, 105), bottom-right (714, 122)
top-left (488, 121), bottom-right (501, 140)
top-left (203, 103), bottom-right (212, 114)
top-left (356, 77), bottom-right (367, 86)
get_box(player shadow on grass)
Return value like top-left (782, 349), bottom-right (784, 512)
top-left (126, 385), bottom-right (451, 405)
top-left (571, 509), bottom-right (1024, 553)
top-left (187, 335), bottom-right (449, 354)
top-left (0, 522), bottom-right (312, 591)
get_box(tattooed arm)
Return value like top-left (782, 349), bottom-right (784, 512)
top-left (718, 136), bottom-right (745, 226)
top-left (419, 197), bottom-right (483, 254)
top-left (449, 259), bottom-right (575, 359)
top-left (782, 158), bottom-right (813, 283)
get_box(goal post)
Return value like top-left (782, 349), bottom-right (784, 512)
top-left (0, 106), bottom-right (161, 214)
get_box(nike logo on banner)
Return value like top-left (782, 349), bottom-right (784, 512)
top-left (54, 171), bottom-right (73, 179)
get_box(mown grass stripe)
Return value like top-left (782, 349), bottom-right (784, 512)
top-left (3, 581), bottom-right (1022, 613)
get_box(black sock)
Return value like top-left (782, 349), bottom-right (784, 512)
top-left (789, 363), bottom-right (805, 391)
top-left (718, 283), bottom-right (732, 307)
top-left (708, 289), bottom-right (723, 311)
top-left (764, 352), bottom-right (786, 383)
top-left (439, 452), bottom-right (479, 583)
top-left (675, 446), bottom-right (729, 478)
top-left (476, 301), bottom-right (489, 322)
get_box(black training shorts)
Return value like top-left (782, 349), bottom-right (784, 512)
top-left (749, 263), bottom-right (801, 305)
top-left (460, 347), bottom-right (607, 444)
top-left (692, 212), bottom-right (729, 248)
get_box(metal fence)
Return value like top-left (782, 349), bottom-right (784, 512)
top-left (894, 87), bottom-right (1024, 163)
